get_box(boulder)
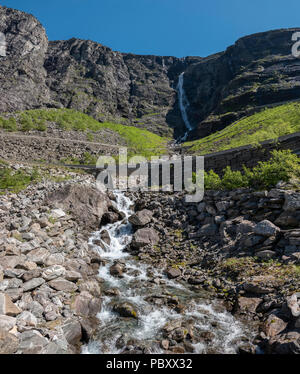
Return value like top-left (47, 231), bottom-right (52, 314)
top-left (253, 220), bottom-right (280, 237)
top-left (113, 302), bottom-right (138, 319)
top-left (17, 311), bottom-right (38, 327)
top-left (71, 291), bottom-right (101, 317)
top-left (199, 223), bottom-right (218, 236)
top-left (165, 267), bottom-right (181, 279)
top-left (283, 192), bottom-right (300, 212)
top-left (46, 184), bottom-right (111, 230)
top-left (17, 330), bottom-right (48, 354)
top-left (0, 293), bottom-right (22, 316)
top-left (0, 329), bottom-right (19, 354)
top-left (61, 318), bottom-right (82, 346)
top-left (237, 297), bottom-right (262, 314)
top-left (263, 314), bottom-right (288, 338)
top-left (110, 263), bottom-right (124, 277)
top-left (42, 265), bottom-right (66, 281)
top-left (132, 228), bottom-right (159, 249)
top-left (0, 315), bottom-right (16, 332)
top-left (129, 210), bottom-right (153, 226)
top-left (282, 294), bottom-right (300, 318)
top-left (48, 278), bottom-right (78, 292)
top-left (23, 277), bottom-right (45, 292)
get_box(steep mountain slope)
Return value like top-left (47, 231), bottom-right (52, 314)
top-left (1, 5), bottom-right (300, 141)
top-left (183, 102), bottom-right (300, 154)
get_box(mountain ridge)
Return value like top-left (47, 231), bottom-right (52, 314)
top-left (1, 5), bottom-right (300, 140)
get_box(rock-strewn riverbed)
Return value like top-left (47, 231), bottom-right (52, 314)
top-left (0, 165), bottom-right (299, 354)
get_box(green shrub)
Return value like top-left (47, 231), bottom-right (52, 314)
top-left (0, 117), bottom-right (18, 131)
top-left (199, 150), bottom-right (300, 190)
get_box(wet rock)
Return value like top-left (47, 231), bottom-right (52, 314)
top-left (104, 288), bottom-right (120, 296)
top-left (101, 212), bottom-right (120, 225)
top-left (110, 263), bottom-right (124, 277)
top-left (61, 318), bottom-right (82, 346)
top-left (169, 346), bottom-right (185, 353)
top-left (101, 230), bottom-right (111, 245)
top-left (113, 302), bottom-right (138, 319)
top-left (161, 339), bottom-right (169, 350)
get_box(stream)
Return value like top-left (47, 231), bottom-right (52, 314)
top-left (82, 191), bottom-right (254, 354)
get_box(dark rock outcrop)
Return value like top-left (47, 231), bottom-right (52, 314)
top-left (1, 6), bottom-right (300, 140)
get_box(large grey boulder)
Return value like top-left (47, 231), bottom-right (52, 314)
top-left (132, 228), bottom-right (159, 249)
top-left (129, 209), bottom-right (153, 227)
top-left (46, 184), bottom-right (111, 230)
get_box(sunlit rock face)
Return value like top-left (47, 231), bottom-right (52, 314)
top-left (1, 6), bottom-right (300, 140)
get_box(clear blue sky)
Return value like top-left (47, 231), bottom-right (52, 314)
top-left (1, 0), bottom-right (300, 57)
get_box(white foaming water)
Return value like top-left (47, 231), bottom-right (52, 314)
top-left (177, 72), bottom-right (193, 142)
top-left (83, 191), bottom-right (253, 354)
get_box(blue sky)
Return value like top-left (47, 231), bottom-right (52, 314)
top-left (2, 0), bottom-right (300, 57)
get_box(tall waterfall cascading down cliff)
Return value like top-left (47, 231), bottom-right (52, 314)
top-left (177, 72), bottom-right (193, 142)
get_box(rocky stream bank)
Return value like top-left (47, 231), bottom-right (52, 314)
top-left (0, 165), bottom-right (299, 354)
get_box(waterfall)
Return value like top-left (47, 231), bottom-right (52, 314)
top-left (177, 72), bottom-right (193, 141)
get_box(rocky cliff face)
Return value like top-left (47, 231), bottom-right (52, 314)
top-left (0, 6), bottom-right (300, 139)
top-left (184, 29), bottom-right (300, 138)
top-left (0, 7), bottom-right (51, 112)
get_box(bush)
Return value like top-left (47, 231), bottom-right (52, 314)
top-left (0, 117), bottom-right (18, 131)
top-left (201, 150), bottom-right (300, 190)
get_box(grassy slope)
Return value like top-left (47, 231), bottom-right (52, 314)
top-left (183, 102), bottom-right (300, 154)
top-left (0, 108), bottom-right (169, 159)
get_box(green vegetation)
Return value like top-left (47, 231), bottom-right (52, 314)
top-left (0, 109), bottom-right (168, 159)
top-left (220, 256), bottom-right (300, 282)
top-left (184, 102), bottom-right (300, 154)
top-left (0, 167), bottom-right (41, 194)
top-left (195, 150), bottom-right (300, 190)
